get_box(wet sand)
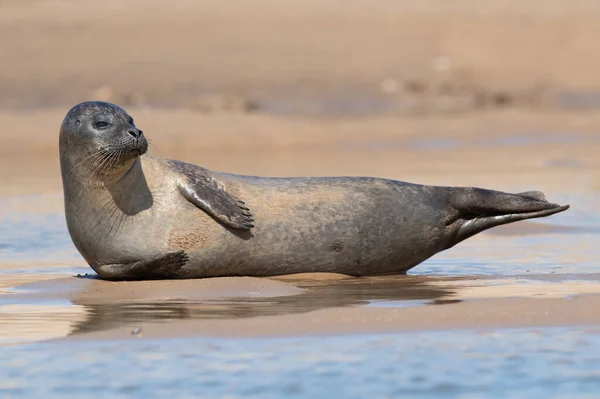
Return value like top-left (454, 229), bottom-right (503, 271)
top-left (69, 293), bottom-right (600, 341)
top-left (2, 0), bottom-right (600, 346)
top-left (3, 272), bottom-right (600, 344)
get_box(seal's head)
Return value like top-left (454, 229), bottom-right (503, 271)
top-left (59, 101), bottom-right (148, 183)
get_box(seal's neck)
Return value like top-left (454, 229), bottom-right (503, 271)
top-left (94, 157), bottom-right (139, 187)
top-left (62, 151), bottom-right (140, 189)
top-left (103, 157), bottom-right (154, 216)
top-left (64, 155), bottom-right (154, 217)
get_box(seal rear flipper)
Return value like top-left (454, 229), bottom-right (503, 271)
top-left (95, 250), bottom-right (188, 281)
top-left (450, 187), bottom-right (562, 216)
top-left (516, 191), bottom-right (546, 201)
top-left (450, 204), bottom-right (569, 247)
top-left (168, 159), bottom-right (254, 231)
top-left (447, 187), bottom-right (570, 247)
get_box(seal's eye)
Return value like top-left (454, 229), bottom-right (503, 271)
top-left (94, 121), bottom-right (109, 130)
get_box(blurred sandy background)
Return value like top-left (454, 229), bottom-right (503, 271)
top-left (3, 0), bottom-right (600, 109)
top-left (1, 0), bottom-right (600, 195)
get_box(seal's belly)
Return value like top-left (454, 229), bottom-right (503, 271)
top-left (178, 178), bottom-right (449, 277)
top-left (166, 196), bottom-right (225, 251)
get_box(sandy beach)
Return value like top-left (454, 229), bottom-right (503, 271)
top-left (1, 2), bottom-right (600, 396)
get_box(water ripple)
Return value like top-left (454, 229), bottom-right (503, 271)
top-left (1, 327), bottom-right (599, 398)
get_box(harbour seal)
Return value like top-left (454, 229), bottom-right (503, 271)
top-left (59, 101), bottom-right (569, 280)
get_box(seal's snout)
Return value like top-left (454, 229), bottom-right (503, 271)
top-left (126, 128), bottom-right (147, 155)
top-left (128, 129), bottom-right (142, 139)
top-left (136, 135), bottom-right (149, 155)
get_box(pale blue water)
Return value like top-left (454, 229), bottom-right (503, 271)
top-left (1, 327), bottom-right (600, 399)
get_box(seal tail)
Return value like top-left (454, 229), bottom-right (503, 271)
top-left (447, 187), bottom-right (569, 248)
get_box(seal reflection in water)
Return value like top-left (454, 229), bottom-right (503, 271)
top-left (59, 101), bottom-right (569, 280)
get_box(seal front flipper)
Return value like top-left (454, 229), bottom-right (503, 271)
top-left (169, 160), bottom-right (254, 231)
top-left (95, 250), bottom-right (189, 281)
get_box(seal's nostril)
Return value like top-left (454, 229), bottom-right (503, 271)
top-left (138, 130), bottom-right (143, 136)
top-left (128, 130), bottom-right (139, 138)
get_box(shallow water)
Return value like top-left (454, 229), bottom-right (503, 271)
top-left (1, 326), bottom-right (600, 398)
